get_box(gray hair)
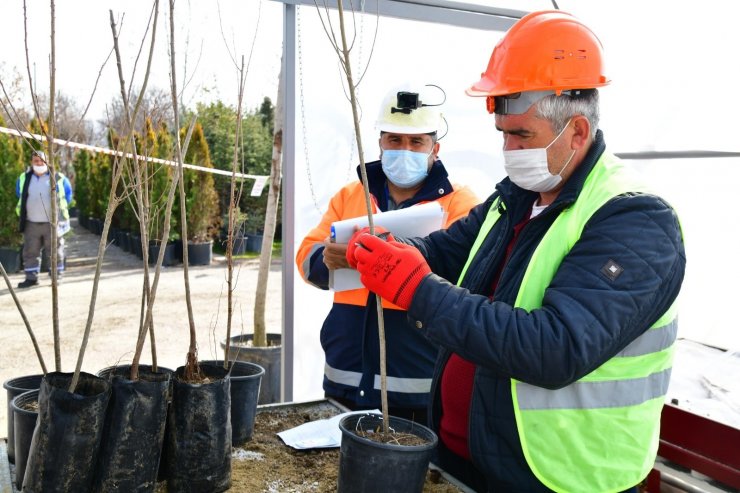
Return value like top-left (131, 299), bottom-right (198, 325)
top-left (534, 89), bottom-right (600, 138)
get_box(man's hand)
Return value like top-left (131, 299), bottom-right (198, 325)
top-left (323, 238), bottom-right (350, 270)
top-left (352, 234), bottom-right (430, 310)
top-left (345, 226), bottom-right (393, 269)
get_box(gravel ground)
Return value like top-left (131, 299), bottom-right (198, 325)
top-left (0, 218), bottom-right (283, 436)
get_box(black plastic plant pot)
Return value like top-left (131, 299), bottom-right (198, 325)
top-left (3, 373), bottom-right (44, 463)
top-left (148, 241), bottom-right (177, 267)
top-left (166, 364), bottom-right (231, 493)
top-left (337, 413), bottom-right (438, 493)
top-left (187, 240), bottom-right (213, 266)
top-left (200, 360), bottom-right (265, 445)
top-left (221, 333), bottom-right (281, 404)
top-left (97, 364), bottom-right (175, 484)
top-left (92, 366), bottom-right (172, 493)
top-left (22, 371), bottom-right (111, 493)
top-left (11, 389), bottom-right (39, 490)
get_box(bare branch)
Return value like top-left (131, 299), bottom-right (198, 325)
top-left (23, 0), bottom-right (44, 145)
top-left (70, 1), bottom-right (162, 391)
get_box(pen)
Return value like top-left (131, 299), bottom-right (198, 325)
top-left (354, 231), bottom-right (390, 251)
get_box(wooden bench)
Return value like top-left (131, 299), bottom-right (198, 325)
top-left (645, 403), bottom-right (740, 492)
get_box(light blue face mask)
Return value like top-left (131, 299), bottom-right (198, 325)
top-left (380, 149), bottom-right (431, 188)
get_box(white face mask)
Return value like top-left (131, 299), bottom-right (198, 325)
top-left (32, 164), bottom-right (48, 175)
top-left (502, 119), bottom-right (575, 192)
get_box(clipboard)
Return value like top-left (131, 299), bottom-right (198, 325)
top-left (329, 202), bottom-right (446, 291)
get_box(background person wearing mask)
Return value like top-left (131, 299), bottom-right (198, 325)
top-left (15, 150), bottom-right (73, 288)
top-left (348, 11), bottom-right (686, 493)
top-left (296, 83), bottom-right (479, 423)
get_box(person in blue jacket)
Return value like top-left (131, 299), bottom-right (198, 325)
top-left (15, 150), bottom-right (73, 288)
top-left (348, 11), bottom-right (686, 493)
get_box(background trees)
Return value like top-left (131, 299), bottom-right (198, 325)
top-left (0, 90), bottom-right (276, 251)
top-left (195, 99), bottom-right (274, 238)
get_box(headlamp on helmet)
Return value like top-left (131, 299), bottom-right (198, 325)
top-left (376, 83), bottom-right (446, 135)
top-left (392, 92), bottom-right (422, 114)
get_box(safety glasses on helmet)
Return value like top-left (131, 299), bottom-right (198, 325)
top-left (486, 89), bottom-right (594, 115)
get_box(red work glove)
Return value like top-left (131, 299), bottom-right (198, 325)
top-left (352, 234), bottom-right (430, 310)
top-left (345, 226), bottom-right (394, 269)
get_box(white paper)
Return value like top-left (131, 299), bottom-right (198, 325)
top-left (250, 176), bottom-right (268, 196)
top-left (277, 409), bottom-right (381, 449)
top-left (329, 202), bottom-right (446, 291)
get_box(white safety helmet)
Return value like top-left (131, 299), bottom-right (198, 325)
top-left (375, 83), bottom-right (443, 135)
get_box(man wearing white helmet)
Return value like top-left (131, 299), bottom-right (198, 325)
top-left (296, 84), bottom-right (478, 421)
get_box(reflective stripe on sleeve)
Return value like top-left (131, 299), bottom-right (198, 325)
top-left (302, 243), bottom-right (325, 284)
top-left (325, 363), bottom-right (432, 394)
top-left (617, 320), bottom-right (677, 358)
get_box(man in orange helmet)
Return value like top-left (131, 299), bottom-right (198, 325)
top-left (347, 10), bottom-right (686, 493)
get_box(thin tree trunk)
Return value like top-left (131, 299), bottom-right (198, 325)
top-left (253, 56), bottom-right (284, 348)
top-left (131, 118), bottom-right (196, 380)
top-left (168, 0), bottom-right (200, 382)
top-left (46, 0), bottom-right (62, 372)
top-left (334, 0), bottom-right (390, 433)
top-left (24, 0), bottom-right (61, 371)
top-left (225, 57), bottom-right (246, 367)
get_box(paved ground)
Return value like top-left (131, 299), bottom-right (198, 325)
top-left (0, 218), bottom-right (283, 436)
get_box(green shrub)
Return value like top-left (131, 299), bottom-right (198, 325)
top-left (0, 116), bottom-right (25, 247)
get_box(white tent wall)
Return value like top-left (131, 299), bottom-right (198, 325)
top-left (281, 1), bottom-right (523, 402)
top-left (277, 0), bottom-right (740, 401)
top-left (629, 157), bottom-right (740, 351)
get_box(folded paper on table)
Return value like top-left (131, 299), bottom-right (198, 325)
top-left (277, 409), bottom-right (381, 449)
top-left (330, 202), bottom-right (446, 291)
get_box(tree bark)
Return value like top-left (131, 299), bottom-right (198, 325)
top-left (253, 56), bottom-right (284, 348)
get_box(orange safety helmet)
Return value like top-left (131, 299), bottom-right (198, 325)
top-left (467, 10), bottom-right (610, 113)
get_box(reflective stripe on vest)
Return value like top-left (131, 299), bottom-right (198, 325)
top-left (324, 363), bottom-right (432, 394)
top-left (16, 172), bottom-right (70, 220)
top-left (457, 153), bottom-right (679, 493)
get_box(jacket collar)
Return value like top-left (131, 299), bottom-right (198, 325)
top-left (357, 159), bottom-right (454, 212)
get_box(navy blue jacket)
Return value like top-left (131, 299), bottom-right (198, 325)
top-left (303, 160), bottom-right (478, 410)
top-left (405, 131), bottom-right (686, 491)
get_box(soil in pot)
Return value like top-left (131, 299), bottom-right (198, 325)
top-left (200, 360), bottom-right (264, 446)
top-left (169, 401), bottom-right (462, 492)
top-left (23, 371), bottom-right (111, 493)
top-left (3, 373), bottom-right (44, 464)
top-left (222, 333), bottom-right (281, 404)
top-left (92, 365), bottom-right (172, 493)
top-left (166, 364), bottom-right (231, 493)
top-left (338, 413), bottom-right (438, 493)
top-left (11, 389), bottom-right (40, 491)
